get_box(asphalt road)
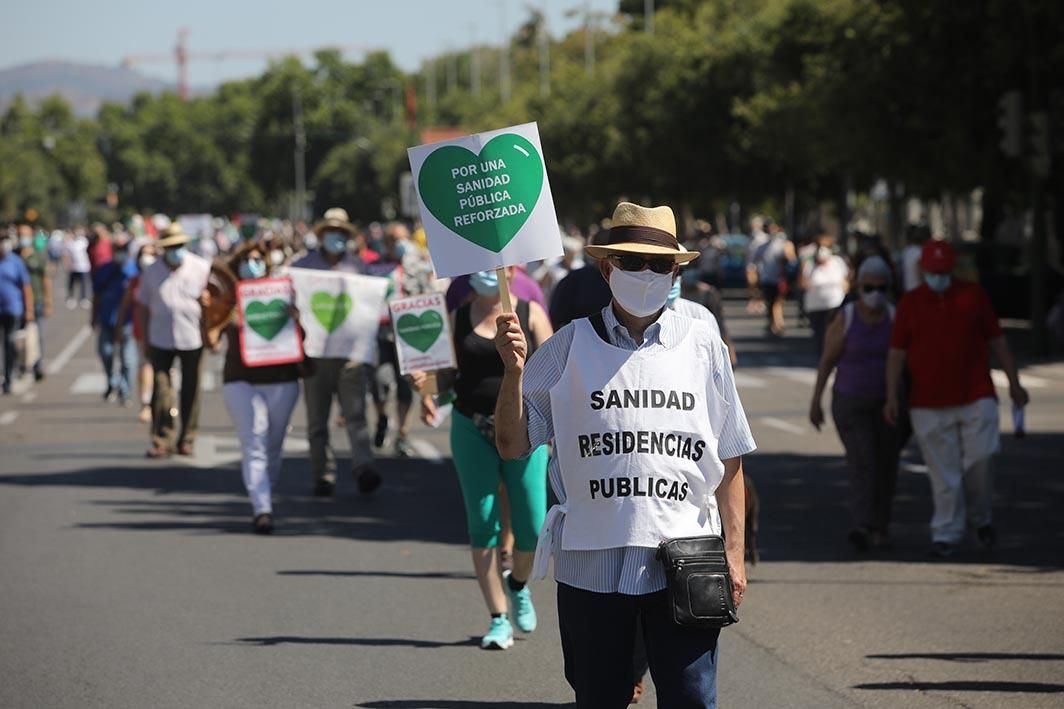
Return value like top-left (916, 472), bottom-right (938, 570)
top-left (1, 290), bottom-right (1062, 709)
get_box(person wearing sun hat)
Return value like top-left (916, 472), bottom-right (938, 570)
top-left (493, 202), bottom-right (756, 706)
top-left (136, 223), bottom-right (211, 458)
top-left (292, 207), bottom-right (382, 497)
top-left (885, 238), bottom-right (1029, 558)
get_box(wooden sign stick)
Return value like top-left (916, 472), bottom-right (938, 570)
top-left (496, 267), bottom-right (514, 314)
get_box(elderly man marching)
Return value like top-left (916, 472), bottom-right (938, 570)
top-left (292, 208), bottom-right (382, 497)
top-left (495, 203), bottom-right (756, 708)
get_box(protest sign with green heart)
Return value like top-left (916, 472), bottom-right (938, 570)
top-left (396, 310), bottom-right (444, 353)
top-left (417, 133), bottom-right (543, 253)
top-left (244, 299), bottom-right (289, 340)
top-left (310, 291), bottom-right (352, 333)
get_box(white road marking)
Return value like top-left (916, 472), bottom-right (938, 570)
top-left (71, 373), bottom-right (106, 395)
top-left (20, 391), bottom-right (37, 403)
top-left (406, 437), bottom-right (444, 462)
top-left (181, 434), bottom-right (310, 469)
top-left (70, 370), bottom-right (217, 396)
top-left (0, 411), bottom-right (18, 426)
top-left (733, 373), bottom-right (767, 388)
top-left (991, 370), bottom-right (1047, 389)
top-left (10, 377), bottom-right (34, 396)
top-left (45, 325), bottom-right (92, 375)
top-left (758, 416), bottom-right (807, 435)
top-left (765, 367), bottom-right (819, 385)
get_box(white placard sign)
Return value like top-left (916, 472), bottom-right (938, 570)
top-left (287, 268), bottom-right (389, 363)
top-left (388, 293), bottom-right (455, 374)
top-left (406, 121), bottom-right (562, 278)
top-left (236, 277), bottom-right (303, 367)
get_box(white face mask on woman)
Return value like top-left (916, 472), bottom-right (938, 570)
top-left (609, 267), bottom-right (674, 318)
top-left (860, 291), bottom-right (887, 310)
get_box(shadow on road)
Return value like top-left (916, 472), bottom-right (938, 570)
top-left (357, 698), bottom-right (574, 702)
top-left (853, 681), bottom-right (1064, 694)
top-left (866, 652), bottom-right (1064, 662)
top-left (0, 454), bottom-right (469, 546)
top-left (2, 425), bottom-right (1062, 568)
top-left (277, 569), bottom-right (475, 580)
top-left (235, 635), bottom-right (480, 649)
top-left (747, 432), bottom-right (1064, 569)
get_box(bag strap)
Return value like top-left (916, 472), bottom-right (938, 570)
top-left (588, 311), bottom-right (610, 344)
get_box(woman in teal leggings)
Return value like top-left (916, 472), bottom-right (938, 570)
top-left (416, 268), bottom-right (553, 650)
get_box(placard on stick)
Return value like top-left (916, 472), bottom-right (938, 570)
top-left (406, 122), bottom-right (563, 281)
top-left (236, 277), bottom-right (303, 367)
top-left (389, 293), bottom-right (455, 375)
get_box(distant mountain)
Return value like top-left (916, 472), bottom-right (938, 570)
top-left (0, 60), bottom-right (178, 116)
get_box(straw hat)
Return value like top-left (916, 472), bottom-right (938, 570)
top-left (313, 207), bottom-right (357, 237)
top-left (585, 202), bottom-right (698, 264)
top-left (155, 224), bottom-right (192, 249)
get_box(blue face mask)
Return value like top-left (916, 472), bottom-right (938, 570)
top-left (666, 278), bottom-right (682, 306)
top-left (323, 232), bottom-right (348, 255)
top-left (395, 240), bottom-right (411, 259)
top-left (469, 270), bottom-right (499, 296)
top-left (239, 258), bottom-right (267, 280)
top-left (925, 273), bottom-right (951, 292)
top-left (164, 247), bottom-right (186, 267)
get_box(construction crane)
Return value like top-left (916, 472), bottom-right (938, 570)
top-left (121, 28), bottom-right (369, 99)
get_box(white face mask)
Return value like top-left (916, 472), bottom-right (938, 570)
top-left (609, 267), bottom-right (674, 318)
top-left (269, 249), bottom-right (285, 266)
top-left (860, 291), bottom-right (887, 310)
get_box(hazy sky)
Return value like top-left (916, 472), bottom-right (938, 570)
top-left (5, 0), bottom-right (620, 85)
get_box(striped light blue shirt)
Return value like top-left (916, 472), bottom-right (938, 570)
top-left (523, 304), bottom-right (756, 595)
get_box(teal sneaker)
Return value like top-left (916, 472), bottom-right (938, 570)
top-left (481, 615), bottom-right (514, 650)
top-left (503, 570), bottom-right (537, 633)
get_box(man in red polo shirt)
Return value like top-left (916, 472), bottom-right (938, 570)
top-left (884, 240), bottom-right (1029, 557)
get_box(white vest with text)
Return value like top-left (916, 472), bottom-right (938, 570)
top-left (546, 317), bottom-right (729, 553)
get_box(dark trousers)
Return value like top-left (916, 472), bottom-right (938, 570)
top-left (831, 390), bottom-right (903, 532)
top-left (558, 583), bottom-right (719, 709)
top-left (67, 271), bottom-right (89, 301)
top-left (808, 308), bottom-right (836, 360)
top-left (149, 346), bottom-right (204, 449)
top-left (1, 313), bottom-right (17, 387)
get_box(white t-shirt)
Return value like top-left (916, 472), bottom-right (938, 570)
top-left (65, 236), bottom-right (91, 273)
top-left (803, 255), bottom-right (849, 312)
top-left (902, 245), bottom-right (923, 292)
top-left (136, 252), bottom-right (211, 350)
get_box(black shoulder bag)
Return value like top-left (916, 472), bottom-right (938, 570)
top-left (586, 310), bottom-right (739, 630)
top-left (656, 536), bottom-right (738, 629)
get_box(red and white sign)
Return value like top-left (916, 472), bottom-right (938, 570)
top-left (237, 277), bottom-right (304, 367)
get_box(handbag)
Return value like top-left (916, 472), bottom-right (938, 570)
top-left (657, 535), bottom-right (739, 629)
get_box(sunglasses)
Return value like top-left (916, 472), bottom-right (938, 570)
top-left (861, 284), bottom-right (889, 293)
top-left (610, 254), bottom-right (676, 274)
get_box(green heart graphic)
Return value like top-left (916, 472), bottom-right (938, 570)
top-left (418, 133), bottom-right (543, 253)
top-left (310, 292), bottom-right (353, 333)
top-left (396, 310), bottom-right (444, 353)
top-left (244, 299), bottom-right (289, 340)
